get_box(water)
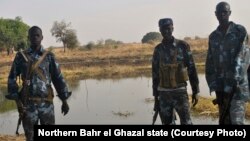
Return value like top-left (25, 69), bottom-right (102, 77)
top-left (0, 75), bottom-right (242, 135)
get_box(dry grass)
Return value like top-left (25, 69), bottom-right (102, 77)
top-left (53, 43), bottom-right (154, 62)
top-left (112, 111), bottom-right (134, 117)
top-left (0, 40), bottom-right (249, 138)
top-left (145, 96), bottom-right (250, 120)
top-left (144, 96), bottom-right (218, 117)
top-left (48, 41), bottom-right (207, 80)
top-left (246, 103), bottom-right (250, 119)
top-left (0, 134), bottom-right (25, 141)
top-left (145, 98), bottom-right (154, 103)
top-left (61, 64), bottom-right (151, 80)
top-left (186, 38), bottom-right (208, 52)
top-left (191, 96), bottom-right (218, 118)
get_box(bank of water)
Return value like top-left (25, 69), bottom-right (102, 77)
top-left (0, 75), bottom-right (247, 135)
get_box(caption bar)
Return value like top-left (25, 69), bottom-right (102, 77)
top-left (34, 125), bottom-right (249, 139)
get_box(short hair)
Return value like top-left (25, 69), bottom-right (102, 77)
top-left (216, 1), bottom-right (230, 12)
top-left (28, 26), bottom-right (42, 35)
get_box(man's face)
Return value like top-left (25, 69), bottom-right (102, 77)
top-left (215, 4), bottom-right (231, 24)
top-left (28, 28), bottom-right (43, 47)
top-left (160, 24), bottom-right (173, 39)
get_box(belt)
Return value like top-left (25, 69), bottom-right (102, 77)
top-left (28, 97), bottom-right (53, 104)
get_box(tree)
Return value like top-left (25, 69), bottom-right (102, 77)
top-left (85, 41), bottom-right (95, 50)
top-left (51, 20), bottom-right (79, 52)
top-left (141, 32), bottom-right (162, 44)
top-left (195, 36), bottom-right (201, 40)
top-left (184, 36), bottom-right (192, 41)
top-left (104, 39), bottom-right (123, 45)
top-left (64, 29), bottom-right (79, 50)
top-left (0, 17), bottom-right (30, 55)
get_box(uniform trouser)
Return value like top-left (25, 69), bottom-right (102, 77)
top-left (159, 89), bottom-right (192, 125)
top-left (22, 102), bottom-right (55, 141)
top-left (216, 91), bottom-right (246, 125)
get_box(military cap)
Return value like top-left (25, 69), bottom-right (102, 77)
top-left (158, 18), bottom-right (173, 27)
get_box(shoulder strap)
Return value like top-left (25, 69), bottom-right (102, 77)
top-left (20, 51), bottom-right (29, 62)
top-left (31, 51), bottom-right (49, 73)
top-left (32, 51), bottom-right (49, 82)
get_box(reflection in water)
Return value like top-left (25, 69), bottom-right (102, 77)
top-left (0, 75), bottom-right (241, 135)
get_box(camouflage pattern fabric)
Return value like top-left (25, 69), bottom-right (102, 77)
top-left (159, 90), bottom-right (192, 125)
top-left (230, 99), bottom-right (245, 124)
top-left (22, 102), bottom-right (55, 141)
top-left (7, 47), bottom-right (70, 141)
top-left (152, 37), bottom-right (199, 124)
top-left (8, 47), bottom-right (70, 100)
top-left (206, 22), bottom-right (250, 124)
top-left (216, 91), bottom-right (245, 125)
top-left (152, 38), bottom-right (199, 97)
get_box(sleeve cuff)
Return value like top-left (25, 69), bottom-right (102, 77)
top-left (153, 89), bottom-right (159, 97)
top-left (58, 92), bottom-right (72, 101)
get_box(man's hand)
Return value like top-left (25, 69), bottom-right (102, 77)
top-left (192, 93), bottom-right (198, 107)
top-left (5, 93), bottom-right (18, 100)
top-left (61, 100), bottom-right (69, 116)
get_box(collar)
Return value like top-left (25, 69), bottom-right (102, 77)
top-left (215, 21), bottom-right (235, 36)
top-left (27, 46), bottom-right (45, 55)
top-left (162, 37), bottom-right (178, 48)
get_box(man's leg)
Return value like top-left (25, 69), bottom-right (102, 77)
top-left (216, 92), bottom-right (232, 124)
top-left (159, 92), bottom-right (176, 125)
top-left (39, 102), bottom-right (55, 125)
top-left (174, 90), bottom-right (192, 125)
top-left (230, 99), bottom-right (245, 125)
top-left (22, 104), bottom-right (39, 141)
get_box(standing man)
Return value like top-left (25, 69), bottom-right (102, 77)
top-left (152, 18), bottom-right (199, 125)
top-left (5, 26), bottom-right (71, 141)
top-left (206, 2), bottom-right (250, 124)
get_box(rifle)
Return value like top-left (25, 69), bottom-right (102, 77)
top-left (152, 109), bottom-right (159, 125)
top-left (152, 98), bottom-right (163, 125)
top-left (15, 50), bottom-right (49, 134)
top-left (219, 92), bottom-right (234, 124)
top-left (152, 98), bottom-right (177, 125)
top-left (15, 54), bottom-right (33, 135)
top-left (15, 99), bottom-right (24, 135)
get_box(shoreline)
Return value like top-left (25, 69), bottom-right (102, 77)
top-left (0, 41), bottom-right (249, 140)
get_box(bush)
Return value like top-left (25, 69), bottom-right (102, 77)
top-left (141, 32), bottom-right (162, 43)
top-left (85, 42), bottom-right (95, 50)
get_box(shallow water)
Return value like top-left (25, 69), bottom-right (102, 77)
top-left (0, 75), bottom-right (247, 135)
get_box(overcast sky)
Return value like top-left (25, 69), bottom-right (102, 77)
top-left (0, 0), bottom-right (249, 47)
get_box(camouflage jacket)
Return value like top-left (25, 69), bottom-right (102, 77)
top-left (152, 37), bottom-right (199, 97)
top-left (206, 22), bottom-right (250, 101)
top-left (8, 46), bottom-right (70, 101)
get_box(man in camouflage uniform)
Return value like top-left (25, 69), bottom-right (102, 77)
top-left (152, 18), bottom-right (199, 125)
top-left (5, 26), bottom-right (71, 140)
top-left (205, 2), bottom-right (250, 125)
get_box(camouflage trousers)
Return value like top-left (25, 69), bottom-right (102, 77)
top-left (216, 91), bottom-right (246, 125)
top-left (22, 101), bottom-right (55, 141)
top-left (159, 89), bottom-right (192, 125)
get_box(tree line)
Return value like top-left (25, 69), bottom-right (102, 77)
top-left (0, 16), bottom-right (184, 55)
top-left (0, 17), bottom-right (79, 54)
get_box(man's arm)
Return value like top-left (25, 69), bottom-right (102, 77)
top-left (205, 40), bottom-right (217, 93)
top-left (152, 47), bottom-right (160, 98)
top-left (6, 53), bottom-right (22, 100)
top-left (49, 52), bottom-right (71, 115)
top-left (183, 42), bottom-right (199, 106)
top-left (234, 26), bottom-right (250, 100)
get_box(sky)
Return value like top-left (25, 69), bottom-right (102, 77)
top-left (0, 0), bottom-right (249, 47)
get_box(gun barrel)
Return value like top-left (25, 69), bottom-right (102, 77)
top-left (152, 110), bottom-right (159, 125)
